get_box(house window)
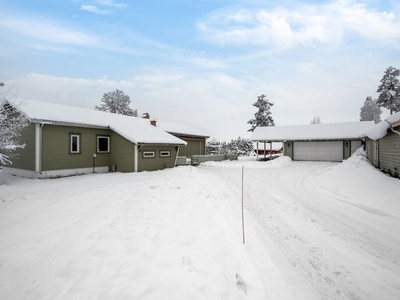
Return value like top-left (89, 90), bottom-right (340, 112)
top-left (160, 150), bottom-right (171, 157)
top-left (97, 136), bottom-right (110, 153)
top-left (143, 151), bottom-right (155, 158)
top-left (70, 134), bottom-right (81, 154)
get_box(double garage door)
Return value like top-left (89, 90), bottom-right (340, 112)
top-left (293, 141), bottom-right (343, 162)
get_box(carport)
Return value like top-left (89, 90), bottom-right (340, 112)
top-left (251, 122), bottom-right (374, 162)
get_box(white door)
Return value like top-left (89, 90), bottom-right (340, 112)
top-left (293, 141), bottom-right (343, 161)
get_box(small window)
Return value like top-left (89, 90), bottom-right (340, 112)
top-left (160, 150), bottom-right (171, 157)
top-left (70, 134), bottom-right (80, 154)
top-left (143, 151), bottom-right (155, 158)
top-left (97, 136), bottom-right (110, 153)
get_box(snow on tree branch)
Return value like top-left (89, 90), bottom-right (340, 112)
top-left (0, 83), bottom-right (30, 165)
top-left (95, 89), bottom-right (138, 117)
top-left (360, 96), bottom-right (382, 124)
top-left (247, 94), bottom-right (275, 132)
top-left (206, 137), bottom-right (254, 156)
top-left (376, 66), bottom-right (400, 115)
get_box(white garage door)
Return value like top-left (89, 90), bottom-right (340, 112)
top-left (293, 141), bottom-right (343, 162)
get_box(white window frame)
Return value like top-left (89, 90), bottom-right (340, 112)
top-left (143, 151), bottom-right (155, 158)
top-left (160, 150), bottom-right (171, 157)
top-left (70, 134), bottom-right (80, 154)
top-left (97, 136), bottom-right (110, 153)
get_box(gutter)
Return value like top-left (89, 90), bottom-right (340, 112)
top-left (386, 120), bottom-right (400, 136)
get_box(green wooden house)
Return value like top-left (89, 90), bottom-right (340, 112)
top-left (3, 100), bottom-right (187, 178)
top-left (365, 112), bottom-right (400, 178)
top-left (251, 122), bottom-right (375, 162)
top-left (148, 120), bottom-right (209, 157)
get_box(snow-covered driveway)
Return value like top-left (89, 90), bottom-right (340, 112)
top-left (1, 152), bottom-right (399, 299)
top-left (203, 156), bottom-right (400, 300)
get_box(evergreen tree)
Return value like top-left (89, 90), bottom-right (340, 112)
top-left (95, 89), bottom-right (138, 116)
top-left (206, 138), bottom-right (221, 155)
top-left (228, 137), bottom-right (254, 156)
top-left (247, 94), bottom-right (275, 132)
top-left (376, 66), bottom-right (400, 114)
top-left (360, 96), bottom-right (382, 124)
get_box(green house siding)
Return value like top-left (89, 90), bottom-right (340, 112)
top-left (7, 123), bottom-right (36, 170)
top-left (138, 145), bottom-right (178, 172)
top-left (178, 138), bottom-right (206, 157)
top-left (7, 122), bottom-right (183, 175)
top-left (41, 125), bottom-right (113, 171)
top-left (109, 132), bottom-right (135, 172)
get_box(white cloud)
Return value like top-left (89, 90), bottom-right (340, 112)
top-left (11, 71), bottom-right (255, 141)
top-left (93, 0), bottom-right (128, 9)
top-left (80, 5), bottom-right (111, 15)
top-left (0, 14), bottom-right (99, 46)
top-left (197, 0), bottom-right (400, 50)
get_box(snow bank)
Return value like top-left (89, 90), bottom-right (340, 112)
top-left (200, 156), bottom-right (291, 169)
top-left (315, 147), bottom-right (400, 216)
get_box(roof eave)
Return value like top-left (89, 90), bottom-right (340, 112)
top-left (31, 118), bottom-right (109, 129)
top-left (167, 131), bottom-right (210, 139)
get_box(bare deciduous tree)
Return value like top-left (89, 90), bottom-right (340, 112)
top-left (0, 82), bottom-right (30, 164)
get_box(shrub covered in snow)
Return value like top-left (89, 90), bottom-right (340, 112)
top-left (206, 137), bottom-right (253, 156)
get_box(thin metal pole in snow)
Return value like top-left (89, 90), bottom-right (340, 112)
top-left (242, 166), bottom-right (245, 244)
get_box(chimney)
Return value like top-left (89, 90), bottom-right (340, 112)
top-left (142, 113), bottom-right (150, 119)
top-left (150, 119), bottom-right (157, 127)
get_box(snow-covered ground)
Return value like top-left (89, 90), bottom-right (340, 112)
top-left (1, 150), bottom-right (399, 300)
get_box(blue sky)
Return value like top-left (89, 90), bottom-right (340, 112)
top-left (1, 0), bottom-right (400, 141)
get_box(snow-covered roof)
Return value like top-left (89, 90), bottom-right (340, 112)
top-left (151, 120), bottom-right (209, 138)
top-left (366, 111), bottom-right (400, 140)
top-left (251, 121), bottom-right (375, 142)
top-left (14, 100), bottom-right (186, 145)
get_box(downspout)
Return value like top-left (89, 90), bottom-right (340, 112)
top-left (174, 145), bottom-right (180, 167)
top-left (35, 123), bottom-right (43, 173)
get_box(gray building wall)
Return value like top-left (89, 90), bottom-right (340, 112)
top-left (378, 127), bottom-right (400, 178)
top-left (366, 125), bottom-right (400, 178)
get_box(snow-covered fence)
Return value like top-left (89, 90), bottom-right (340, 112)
top-left (175, 156), bottom-right (191, 166)
top-left (190, 154), bottom-right (238, 165)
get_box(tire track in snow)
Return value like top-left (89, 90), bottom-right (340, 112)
top-left (205, 161), bottom-right (400, 300)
